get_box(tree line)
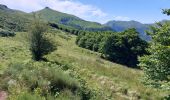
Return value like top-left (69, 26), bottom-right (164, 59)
top-left (76, 28), bottom-right (148, 67)
top-left (76, 10), bottom-right (170, 91)
top-left (22, 9), bottom-right (170, 92)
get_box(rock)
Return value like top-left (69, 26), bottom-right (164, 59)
top-left (8, 79), bottom-right (17, 86)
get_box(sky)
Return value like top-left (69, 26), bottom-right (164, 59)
top-left (0, 0), bottom-right (170, 24)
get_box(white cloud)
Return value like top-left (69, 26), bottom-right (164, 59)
top-left (42, 0), bottom-right (108, 21)
top-left (0, 0), bottom-right (43, 12)
top-left (0, 0), bottom-right (130, 23)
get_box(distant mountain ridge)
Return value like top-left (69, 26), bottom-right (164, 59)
top-left (0, 4), bottom-right (111, 32)
top-left (0, 4), bottom-right (31, 31)
top-left (104, 20), bottom-right (151, 40)
top-left (35, 7), bottom-right (112, 31)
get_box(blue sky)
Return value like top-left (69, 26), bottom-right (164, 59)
top-left (0, 0), bottom-right (170, 24)
top-left (78, 0), bottom-right (170, 23)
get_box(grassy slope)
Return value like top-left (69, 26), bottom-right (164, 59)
top-left (35, 8), bottom-right (110, 30)
top-left (0, 31), bottom-right (169, 100)
top-left (45, 31), bottom-right (169, 99)
top-left (0, 6), bottom-right (32, 31)
top-left (0, 33), bottom-right (31, 74)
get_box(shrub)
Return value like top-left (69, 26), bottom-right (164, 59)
top-left (29, 15), bottom-right (57, 61)
top-left (0, 28), bottom-right (15, 37)
top-left (1, 61), bottom-right (80, 99)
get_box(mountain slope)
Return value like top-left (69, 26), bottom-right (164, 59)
top-left (34, 7), bottom-right (112, 31)
top-left (0, 4), bottom-right (31, 31)
top-left (105, 20), bottom-right (151, 40)
top-left (0, 31), bottom-right (168, 99)
top-left (0, 4), bottom-right (111, 32)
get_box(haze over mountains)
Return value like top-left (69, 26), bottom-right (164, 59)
top-left (0, 4), bottom-right (163, 40)
top-left (105, 20), bottom-right (151, 40)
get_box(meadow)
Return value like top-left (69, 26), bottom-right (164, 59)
top-left (0, 30), bottom-right (168, 100)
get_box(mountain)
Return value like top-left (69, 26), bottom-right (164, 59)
top-left (34, 7), bottom-right (112, 31)
top-left (0, 4), bottom-right (111, 32)
top-left (0, 4), bottom-right (31, 31)
top-left (0, 4), bottom-right (165, 40)
top-left (105, 20), bottom-right (151, 40)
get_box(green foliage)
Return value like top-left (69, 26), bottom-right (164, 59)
top-left (0, 61), bottom-right (81, 99)
top-left (29, 16), bottom-right (57, 61)
top-left (16, 92), bottom-right (45, 100)
top-left (163, 9), bottom-right (170, 16)
top-left (0, 30), bottom-right (168, 99)
top-left (0, 28), bottom-right (15, 37)
top-left (139, 23), bottom-right (170, 88)
top-left (76, 28), bottom-right (148, 67)
top-left (76, 31), bottom-right (112, 52)
top-left (101, 28), bottom-right (148, 67)
top-left (56, 89), bottom-right (81, 100)
top-left (49, 22), bottom-right (81, 35)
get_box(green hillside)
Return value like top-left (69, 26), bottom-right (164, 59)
top-left (35, 7), bottom-right (111, 31)
top-left (0, 4), bottom-right (31, 31)
top-left (0, 4), bottom-right (111, 32)
top-left (0, 31), bottom-right (169, 100)
top-left (0, 4), bottom-right (169, 100)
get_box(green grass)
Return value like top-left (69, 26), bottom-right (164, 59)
top-left (0, 33), bottom-right (31, 74)
top-left (46, 31), bottom-right (169, 99)
top-left (0, 31), bottom-right (169, 100)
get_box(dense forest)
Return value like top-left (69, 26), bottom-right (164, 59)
top-left (76, 28), bottom-right (148, 67)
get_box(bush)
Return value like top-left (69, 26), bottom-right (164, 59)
top-left (0, 28), bottom-right (15, 37)
top-left (29, 15), bottom-right (57, 61)
top-left (0, 61), bottom-right (80, 99)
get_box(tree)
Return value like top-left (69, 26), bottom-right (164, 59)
top-left (163, 9), bottom-right (170, 15)
top-left (100, 28), bottom-right (148, 67)
top-left (29, 14), bottom-right (57, 61)
top-left (76, 29), bottom-right (147, 67)
top-left (139, 10), bottom-right (170, 88)
top-left (139, 23), bottom-right (170, 86)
